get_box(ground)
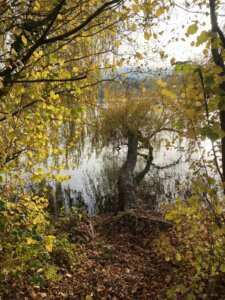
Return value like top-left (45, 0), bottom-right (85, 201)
top-left (2, 209), bottom-right (225, 300)
top-left (35, 209), bottom-right (174, 300)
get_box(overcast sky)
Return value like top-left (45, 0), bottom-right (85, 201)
top-left (118, 1), bottom-right (220, 70)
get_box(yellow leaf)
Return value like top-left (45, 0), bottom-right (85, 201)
top-left (11, 48), bottom-right (17, 56)
top-left (73, 66), bottom-right (79, 73)
top-left (157, 79), bottom-right (167, 87)
top-left (45, 235), bottom-right (56, 252)
top-left (13, 27), bottom-right (22, 36)
top-left (155, 7), bottom-right (164, 17)
top-left (132, 4), bottom-right (139, 13)
top-left (186, 109), bottom-right (196, 118)
top-left (26, 237), bottom-right (36, 245)
top-left (136, 52), bottom-right (142, 59)
top-left (34, 0), bottom-right (40, 11)
top-left (165, 256), bottom-right (170, 262)
top-left (175, 253), bottom-right (181, 261)
top-left (0, 82), bottom-right (3, 90)
top-left (215, 205), bottom-right (223, 215)
top-left (187, 23), bottom-right (198, 35)
top-left (131, 24), bottom-right (136, 31)
top-left (21, 35), bottom-right (28, 46)
top-left (115, 40), bottom-right (120, 47)
top-left (18, 178), bottom-right (24, 185)
top-left (144, 32), bottom-right (151, 40)
top-left (33, 216), bottom-right (41, 225)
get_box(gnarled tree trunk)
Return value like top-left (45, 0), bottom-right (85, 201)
top-left (117, 130), bottom-right (155, 211)
top-left (118, 131), bottom-right (138, 211)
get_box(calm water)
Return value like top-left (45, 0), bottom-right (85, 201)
top-left (55, 131), bottom-right (210, 214)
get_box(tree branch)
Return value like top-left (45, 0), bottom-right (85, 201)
top-left (42, 0), bottom-right (123, 44)
top-left (198, 69), bottom-right (223, 181)
top-left (209, 0), bottom-right (225, 48)
top-left (0, 100), bottom-right (39, 122)
top-left (5, 75), bottom-right (87, 84)
top-left (135, 146), bottom-right (153, 184)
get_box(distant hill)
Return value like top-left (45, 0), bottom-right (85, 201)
top-left (101, 66), bottom-right (173, 81)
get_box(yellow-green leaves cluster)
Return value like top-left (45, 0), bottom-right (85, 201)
top-left (155, 182), bottom-right (225, 299)
top-left (0, 193), bottom-right (59, 286)
top-left (0, 193), bottom-right (82, 288)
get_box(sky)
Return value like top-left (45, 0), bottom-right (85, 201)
top-left (118, 0), bottom-right (218, 70)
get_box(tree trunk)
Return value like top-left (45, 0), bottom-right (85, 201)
top-left (118, 131), bottom-right (138, 211)
top-left (209, 0), bottom-right (225, 182)
top-left (135, 145), bottom-right (153, 184)
top-left (220, 110), bottom-right (225, 182)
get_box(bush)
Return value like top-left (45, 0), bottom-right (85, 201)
top-left (155, 189), bottom-right (225, 299)
top-left (0, 192), bottom-right (76, 292)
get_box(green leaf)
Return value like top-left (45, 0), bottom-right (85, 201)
top-left (0, 215), bottom-right (6, 231)
top-left (200, 126), bottom-right (219, 141)
top-left (0, 200), bottom-right (7, 212)
top-left (187, 293), bottom-right (195, 300)
top-left (29, 275), bottom-right (45, 286)
top-left (174, 63), bottom-right (195, 75)
top-left (204, 75), bottom-right (214, 86)
top-left (186, 109), bottom-right (196, 119)
top-left (220, 264), bottom-right (225, 272)
top-left (167, 288), bottom-right (176, 299)
top-left (196, 31), bottom-right (209, 45)
top-left (30, 227), bottom-right (43, 241)
top-left (176, 284), bottom-right (186, 293)
top-left (187, 24), bottom-right (198, 35)
top-left (66, 82), bottom-right (71, 89)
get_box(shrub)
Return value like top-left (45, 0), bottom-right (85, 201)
top-left (155, 186), bottom-right (225, 299)
top-left (0, 192), bottom-right (60, 289)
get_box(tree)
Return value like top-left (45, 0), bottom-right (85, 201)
top-left (209, 0), bottom-right (225, 182)
top-left (162, 0), bottom-right (225, 184)
top-left (0, 0), bottom-right (134, 188)
top-left (95, 81), bottom-right (177, 210)
top-left (147, 3), bottom-right (225, 297)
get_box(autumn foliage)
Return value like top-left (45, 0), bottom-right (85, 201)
top-left (0, 0), bottom-right (225, 299)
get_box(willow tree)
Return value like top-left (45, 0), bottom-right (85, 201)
top-left (95, 81), bottom-right (178, 211)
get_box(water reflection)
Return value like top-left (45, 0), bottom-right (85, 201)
top-left (25, 122), bottom-right (218, 216)
top-left (45, 131), bottom-right (195, 215)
